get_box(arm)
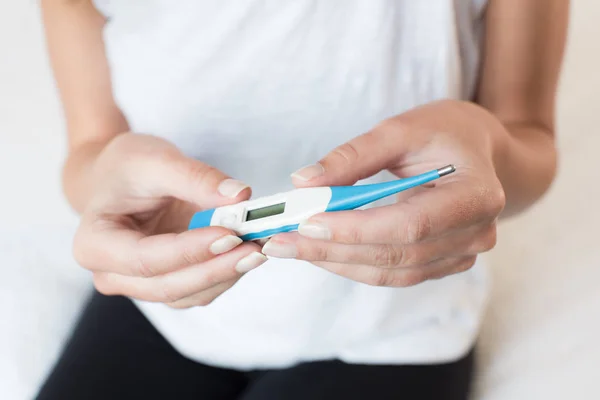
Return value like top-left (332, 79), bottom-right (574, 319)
top-left (41, 1), bottom-right (265, 307)
top-left (264, 0), bottom-right (569, 286)
top-left (478, 0), bottom-right (569, 217)
top-left (41, 0), bottom-right (128, 213)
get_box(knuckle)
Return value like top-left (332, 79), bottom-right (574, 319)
top-left (159, 280), bottom-right (182, 303)
top-left (333, 225), bottom-right (363, 244)
top-left (374, 117), bottom-right (406, 136)
top-left (479, 225), bottom-right (498, 252)
top-left (188, 163), bottom-right (219, 187)
top-left (200, 270), bottom-right (222, 288)
top-left (107, 131), bottom-right (134, 150)
top-left (331, 142), bottom-right (360, 165)
top-left (112, 144), bottom-right (153, 172)
top-left (364, 268), bottom-right (421, 287)
top-left (181, 245), bottom-right (202, 267)
top-left (133, 242), bottom-right (156, 277)
top-left (369, 246), bottom-right (391, 268)
top-left (400, 209), bottom-right (432, 244)
top-left (295, 240), bottom-right (327, 261)
top-left (348, 226), bottom-right (364, 244)
top-left (366, 269), bottom-right (392, 287)
top-left (72, 229), bottom-right (92, 268)
top-left (468, 223), bottom-right (498, 254)
top-left (455, 256), bottom-right (477, 273)
top-left (72, 219), bottom-right (108, 270)
top-left (167, 292), bottom-right (220, 309)
top-left (166, 302), bottom-right (192, 310)
top-left (134, 254), bottom-right (154, 278)
top-left (370, 245), bottom-right (406, 268)
top-left (311, 244), bottom-right (330, 262)
top-left (482, 185), bottom-right (506, 217)
top-left (394, 269), bottom-right (426, 287)
top-left (171, 295), bottom-right (217, 309)
top-left (194, 296), bottom-right (215, 307)
top-left (92, 273), bottom-right (114, 296)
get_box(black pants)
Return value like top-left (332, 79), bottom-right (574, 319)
top-left (37, 292), bottom-right (475, 400)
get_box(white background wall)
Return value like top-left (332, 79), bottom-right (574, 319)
top-left (0, 0), bottom-right (75, 226)
top-left (1, 1), bottom-right (599, 399)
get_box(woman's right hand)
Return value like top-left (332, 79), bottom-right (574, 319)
top-left (73, 133), bottom-right (267, 308)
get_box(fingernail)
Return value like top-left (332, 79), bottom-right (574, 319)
top-left (218, 179), bottom-right (249, 198)
top-left (210, 235), bottom-right (243, 255)
top-left (235, 252), bottom-right (268, 273)
top-left (291, 163), bottom-right (325, 181)
top-left (298, 222), bottom-right (331, 240)
top-left (262, 241), bottom-right (297, 259)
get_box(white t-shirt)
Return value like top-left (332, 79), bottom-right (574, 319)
top-left (94, 0), bottom-right (490, 370)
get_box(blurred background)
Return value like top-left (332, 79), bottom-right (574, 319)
top-left (1, 1), bottom-right (598, 399)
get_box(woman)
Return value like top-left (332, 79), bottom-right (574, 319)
top-left (37, 1), bottom-right (568, 399)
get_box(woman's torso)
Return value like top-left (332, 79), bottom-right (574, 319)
top-left (95, 0), bottom-right (490, 369)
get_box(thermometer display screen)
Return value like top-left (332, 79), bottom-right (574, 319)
top-left (245, 202), bottom-right (286, 221)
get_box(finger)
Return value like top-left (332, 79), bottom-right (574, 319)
top-left (290, 126), bottom-right (407, 187)
top-left (414, 256), bottom-right (478, 281)
top-left (312, 260), bottom-right (424, 287)
top-left (93, 243), bottom-right (266, 303)
top-left (159, 154), bottom-right (252, 209)
top-left (313, 255), bottom-right (477, 287)
top-left (74, 215), bottom-right (246, 276)
top-left (264, 223), bottom-right (496, 267)
top-left (93, 140), bottom-right (251, 211)
top-left (297, 179), bottom-right (504, 245)
top-left (166, 279), bottom-right (238, 309)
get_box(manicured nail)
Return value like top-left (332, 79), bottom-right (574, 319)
top-left (262, 241), bottom-right (297, 259)
top-left (235, 252), bottom-right (268, 273)
top-left (298, 222), bottom-right (331, 240)
top-left (210, 235), bottom-right (243, 255)
top-left (291, 163), bottom-right (325, 181)
top-left (218, 179), bottom-right (249, 198)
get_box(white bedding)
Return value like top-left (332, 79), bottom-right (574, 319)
top-left (1, 1), bottom-right (599, 399)
top-left (0, 226), bottom-right (91, 400)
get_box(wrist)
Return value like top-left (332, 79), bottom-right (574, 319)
top-left (459, 100), bottom-right (510, 175)
top-left (487, 113), bottom-right (511, 178)
top-left (62, 137), bottom-right (116, 213)
top-left (464, 102), bottom-right (557, 217)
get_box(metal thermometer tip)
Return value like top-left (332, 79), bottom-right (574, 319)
top-left (437, 164), bottom-right (456, 177)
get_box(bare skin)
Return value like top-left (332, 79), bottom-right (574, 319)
top-left (41, 0), bottom-right (568, 306)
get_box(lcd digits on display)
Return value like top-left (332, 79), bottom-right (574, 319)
top-left (245, 203), bottom-right (286, 221)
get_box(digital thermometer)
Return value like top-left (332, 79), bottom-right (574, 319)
top-left (188, 165), bottom-right (455, 241)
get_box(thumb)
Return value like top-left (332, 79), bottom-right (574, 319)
top-left (291, 130), bottom-right (402, 187)
top-left (148, 152), bottom-right (251, 209)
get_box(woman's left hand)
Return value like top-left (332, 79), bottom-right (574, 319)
top-left (262, 100), bottom-right (507, 287)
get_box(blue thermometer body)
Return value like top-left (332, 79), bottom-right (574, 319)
top-left (189, 165), bottom-right (455, 241)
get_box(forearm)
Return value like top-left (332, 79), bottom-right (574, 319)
top-left (493, 121), bottom-right (557, 218)
top-left (42, 0), bottom-right (129, 213)
top-left (475, 0), bottom-right (567, 217)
